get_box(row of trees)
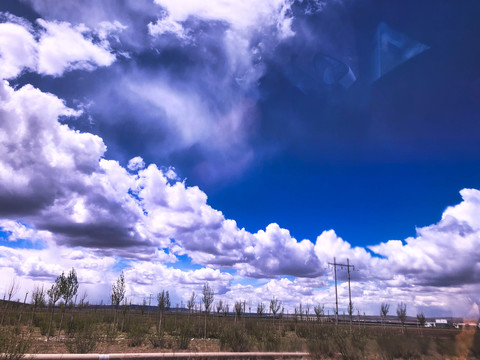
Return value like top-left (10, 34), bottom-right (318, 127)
top-left (1, 269), bottom-right (79, 341)
top-left (380, 302), bottom-right (426, 332)
top-left (2, 270), bottom-right (429, 336)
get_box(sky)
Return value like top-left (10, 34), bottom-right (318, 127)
top-left (0, 0), bottom-right (479, 318)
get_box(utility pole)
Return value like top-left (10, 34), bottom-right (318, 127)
top-left (328, 257), bottom-right (355, 329)
top-left (347, 258), bottom-right (353, 332)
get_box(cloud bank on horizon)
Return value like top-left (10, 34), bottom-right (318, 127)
top-left (0, 0), bottom-right (479, 317)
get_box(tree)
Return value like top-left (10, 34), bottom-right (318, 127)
top-left (156, 290), bottom-right (170, 333)
top-left (202, 283), bottom-right (214, 339)
top-left (216, 300), bottom-right (223, 315)
top-left (397, 302), bottom-right (407, 333)
top-left (202, 283), bottom-right (214, 314)
top-left (222, 303), bottom-right (229, 317)
top-left (417, 312), bottom-right (426, 335)
top-left (314, 304), bottom-right (324, 322)
top-left (78, 291), bottom-right (88, 310)
top-left (111, 272), bottom-right (126, 331)
top-left (47, 276), bottom-right (62, 341)
top-left (270, 297), bottom-right (281, 325)
top-left (380, 303), bottom-right (390, 330)
top-left (234, 300), bottom-right (243, 323)
top-left (31, 285), bottom-right (46, 324)
top-left (58, 268), bottom-right (79, 337)
top-left (0, 278), bottom-right (20, 326)
top-left (257, 302), bottom-right (265, 317)
top-left (187, 291), bottom-right (196, 316)
top-left (141, 298), bottom-right (147, 315)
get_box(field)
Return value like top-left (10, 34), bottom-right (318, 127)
top-left (1, 301), bottom-right (479, 359)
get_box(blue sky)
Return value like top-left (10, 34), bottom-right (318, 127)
top-left (0, 0), bottom-right (480, 317)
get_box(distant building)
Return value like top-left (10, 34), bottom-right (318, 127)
top-left (435, 319), bottom-right (451, 328)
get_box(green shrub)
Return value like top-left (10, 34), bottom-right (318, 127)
top-left (434, 336), bottom-right (457, 357)
top-left (125, 320), bottom-right (149, 347)
top-left (248, 323), bottom-right (281, 351)
top-left (39, 317), bottom-right (55, 337)
top-left (64, 322), bottom-right (99, 353)
top-left (376, 333), bottom-right (422, 360)
top-left (220, 325), bottom-right (252, 352)
top-left (148, 331), bottom-right (166, 348)
top-left (296, 323), bottom-right (312, 339)
top-left (175, 322), bottom-right (194, 350)
top-left (103, 324), bottom-right (117, 343)
top-left (0, 326), bottom-right (31, 360)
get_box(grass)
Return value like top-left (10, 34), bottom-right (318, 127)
top-left (0, 301), bottom-right (479, 359)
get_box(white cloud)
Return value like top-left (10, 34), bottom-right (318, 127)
top-left (36, 19), bottom-right (116, 76)
top-left (0, 17), bottom-right (119, 79)
top-left (152, 0), bottom-right (294, 33)
top-left (238, 223), bottom-right (321, 278)
top-left (148, 15), bottom-right (188, 40)
top-left (1, 66), bottom-right (480, 315)
top-left (369, 189), bottom-right (480, 287)
top-left (127, 156), bottom-right (145, 171)
top-left (0, 22), bottom-right (37, 79)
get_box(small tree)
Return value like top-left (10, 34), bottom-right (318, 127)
top-left (47, 276), bottom-right (62, 341)
top-left (202, 283), bottom-right (214, 339)
top-left (140, 298), bottom-right (147, 315)
top-left (222, 303), bottom-right (229, 317)
top-left (187, 291), bottom-right (196, 316)
top-left (31, 285), bottom-right (46, 324)
top-left (234, 301), bottom-right (243, 323)
top-left (380, 303), bottom-right (390, 330)
top-left (396, 302), bottom-right (407, 333)
top-left (58, 268), bottom-right (79, 337)
top-left (156, 290), bottom-right (170, 333)
top-left (111, 272), bottom-right (126, 331)
top-left (417, 312), bottom-right (426, 335)
top-left (202, 283), bottom-right (214, 314)
top-left (270, 297), bottom-right (281, 325)
top-left (78, 291), bottom-right (88, 310)
top-left (216, 300), bottom-right (223, 315)
top-left (1, 279), bottom-right (20, 326)
top-left (257, 302), bottom-right (265, 318)
top-left (314, 304), bottom-right (324, 322)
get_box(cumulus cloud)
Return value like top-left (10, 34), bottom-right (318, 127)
top-left (127, 156), bottom-right (145, 171)
top-left (36, 19), bottom-right (116, 76)
top-left (6, 0), bottom-right (296, 183)
top-left (1, 2), bottom-right (479, 317)
top-left (0, 16), bottom-right (118, 79)
top-left (238, 224), bottom-right (321, 278)
top-left (0, 22), bottom-right (37, 79)
top-left (370, 188), bottom-right (480, 287)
